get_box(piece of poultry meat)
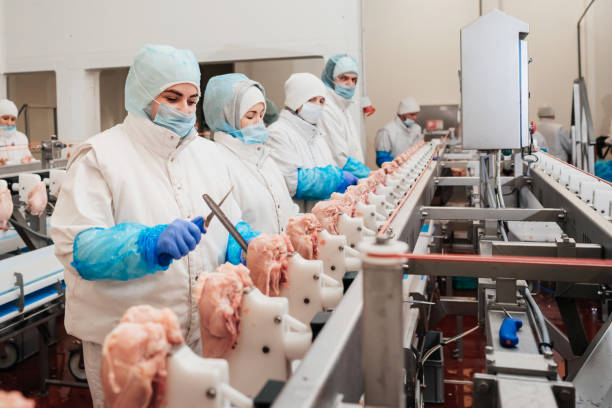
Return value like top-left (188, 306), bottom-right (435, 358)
top-left (101, 305), bottom-right (184, 408)
top-left (381, 161), bottom-right (399, 175)
top-left (26, 181), bottom-right (47, 216)
top-left (0, 185), bottom-right (13, 230)
top-left (0, 390), bottom-right (35, 408)
top-left (194, 263), bottom-right (253, 358)
top-left (311, 199), bottom-right (346, 235)
top-left (285, 214), bottom-right (321, 260)
top-left (246, 234), bottom-right (294, 297)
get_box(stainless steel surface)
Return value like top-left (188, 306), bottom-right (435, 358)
top-left (0, 159), bottom-right (68, 178)
top-left (420, 206), bottom-right (566, 222)
top-left (489, 240), bottom-right (602, 258)
top-left (361, 258), bottom-right (404, 406)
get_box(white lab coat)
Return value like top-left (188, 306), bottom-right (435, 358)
top-left (267, 109), bottom-right (337, 212)
top-left (537, 118), bottom-right (571, 162)
top-left (214, 131), bottom-right (297, 234)
top-left (375, 117), bottom-right (423, 158)
top-left (0, 130), bottom-right (33, 164)
top-left (318, 87), bottom-right (364, 167)
top-left (50, 113), bottom-right (241, 346)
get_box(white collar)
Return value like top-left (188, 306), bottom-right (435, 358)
top-left (279, 109), bottom-right (319, 144)
top-left (124, 113), bottom-right (196, 160)
top-left (214, 131), bottom-right (269, 166)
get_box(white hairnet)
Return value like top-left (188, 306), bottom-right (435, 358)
top-left (284, 73), bottom-right (327, 111)
top-left (537, 105), bottom-right (555, 117)
top-left (397, 96), bottom-right (420, 115)
top-left (124, 44), bottom-right (201, 117)
top-left (0, 99), bottom-right (18, 117)
top-left (238, 86), bottom-right (266, 120)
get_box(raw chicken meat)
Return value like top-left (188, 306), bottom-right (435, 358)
top-left (285, 214), bottom-right (321, 260)
top-left (0, 185), bottom-right (13, 230)
top-left (360, 169), bottom-right (386, 191)
top-left (311, 199), bottom-right (345, 234)
top-left (194, 263), bottom-right (253, 358)
top-left (101, 305), bottom-right (184, 408)
top-left (26, 181), bottom-right (47, 216)
top-left (0, 390), bottom-right (34, 408)
top-left (381, 161), bottom-right (399, 175)
top-left (246, 234), bottom-right (294, 297)
top-left (345, 184), bottom-right (371, 205)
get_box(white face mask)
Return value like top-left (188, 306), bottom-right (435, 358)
top-left (298, 102), bottom-right (324, 125)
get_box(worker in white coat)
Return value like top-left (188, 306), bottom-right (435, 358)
top-left (203, 73), bottom-right (297, 234)
top-left (50, 44), bottom-right (255, 407)
top-left (318, 54), bottom-right (370, 178)
top-left (537, 105), bottom-right (571, 162)
top-left (0, 99), bottom-right (34, 166)
top-left (267, 73), bottom-right (358, 212)
top-left (375, 96), bottom-right (423, 167)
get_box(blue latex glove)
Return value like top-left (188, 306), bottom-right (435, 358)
top-left (295, 165), bottom-right (344, 201)
top-left (156, 217), bottom-right (206, 267)
top-left (226, 221), bottom-right (261, 265)
top-left (376, 150), bottom-right (394, 167)
top-left (343, 156), bottom-right (370, 178)
top-left (336, 170), bottom-right (358, 193)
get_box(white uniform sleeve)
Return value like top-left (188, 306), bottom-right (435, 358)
top-left (375, 128), bottom-right (392, 152)
top-left (266, 129), bottom-right (300, 197)
top-left (15, 132), bottom-right (33, 161)
top-left (50, 147), bottom-right (114, 266)
top-left (318, 110), bottom-right (350, 168)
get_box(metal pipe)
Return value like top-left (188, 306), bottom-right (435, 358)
top-left (524, 287), bottom-right (552, 354)
top-left (577, 0), bottom-right (597, 78)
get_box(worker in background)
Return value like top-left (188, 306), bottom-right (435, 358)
top-left (268, 73), bottom-right (358, 212)
top-left (50, 44), bottom-right (255, 407)
top-left (0, 99), bottom-right (34, 166)
top-left (375, 96), bottom-right (423, 167)
top-left (537, 105), bottom-right (571, 162)
top-left (319, 54), bottom-right (370, 179)
top-left (263, 98), bottom-right (280, 126)
top-left (203, 73), bottom-right (297, 234)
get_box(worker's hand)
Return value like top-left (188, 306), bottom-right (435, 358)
top-left (0, 158), bottom-right (8, 166)
top-left (21, 155), bottom-right (33, 164)
top-left (155, 217), bottom-right (206, 267)
top-left (336, 170), bottom-right (358, 193)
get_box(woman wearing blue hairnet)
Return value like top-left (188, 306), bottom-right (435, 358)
top-left (50, 44), bottom-right (252, 407)
top-left (203, 74), bottom-right (297, 234)
top-left (319, 54), bottom-right (370, 179)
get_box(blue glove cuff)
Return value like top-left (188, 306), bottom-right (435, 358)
top-left (226, 221), bottom-right (261, 265)
top-left (295, 165), bottom-right (343, 201)
top-left (343, 156), bottom-right (371, 178)
top-left (376, 151), bottom-right (394, 167)
top-left (138, 224), bottom-right (169, 268)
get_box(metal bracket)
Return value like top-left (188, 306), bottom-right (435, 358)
top-left (14, 273), bottom-right (24, 313)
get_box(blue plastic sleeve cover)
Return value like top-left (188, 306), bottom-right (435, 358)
top-left (71, 223), bottom-right (169, 281)
top-left (225, 221), bottom-right (261, 265)
top-left (376, 151), bottom-right (394, 167)
top-left (294, 165), bottom-right (344, 201)
top-left (343, 156), bottom-right (370, 178)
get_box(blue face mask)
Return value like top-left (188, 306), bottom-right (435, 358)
top-left (403, 118), bottom-right (415, 128)
top-left (152, 102), bottom-right (196, 138)
top-left (0, 124), bottom-right (16, 132)
top-left (334, 83), bottom-right (355, 99)
top-left (239, 122), bottom-right (269, 144)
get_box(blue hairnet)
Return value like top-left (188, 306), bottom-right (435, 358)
top-left (321, 54), bottom-right (359, 88)
top-left (125, 44), bottom-right (201, 117)
top-left (203, 73), bottom-right (266, 138)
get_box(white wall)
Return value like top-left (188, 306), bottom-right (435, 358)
top-left (364, 0), bottom-right (584, 167)
top-left (583, 0), bottom-right (612, 137)
top-left (2, 0), bottom-right (363, 143)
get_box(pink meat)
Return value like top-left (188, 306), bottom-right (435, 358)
top-left (0, 390), bottom-right (34, 408)
top-left (0, 187), bottom-right (13, 230)
top-left (195, 263), bottom-right (253, 358)
top-left (101, 305), bottom-right (184, 408)
top-left (345, 184), bottom-right (370, 205)
top-left (360, 169), bottom-right (386, 191)
top-left (381, 161), bottom-right (399, 175)
top-left (26, 182), bottom-right (47, 216)
top-left (246, 234), bottom-right (294, 297)
top-left (311, 200), bottom-right (343, 234)
top-left (285, 214), bottom-right (321, 260)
